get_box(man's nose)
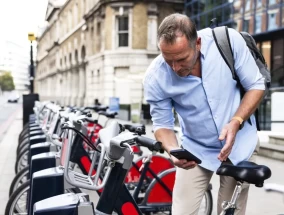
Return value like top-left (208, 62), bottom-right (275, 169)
top-left (172, 61), bottom-right (181, 72)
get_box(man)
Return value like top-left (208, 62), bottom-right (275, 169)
top-left (143, 13), bottom-right (265, 215)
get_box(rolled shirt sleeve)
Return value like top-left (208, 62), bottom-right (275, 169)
top-left (143, 72), bottom-right (175, 132)
top-left (228, 28), bottom-right (265, 91)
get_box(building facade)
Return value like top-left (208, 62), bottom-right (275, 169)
top-left (36, 0), bottom-right (184, 108)
top-left (185, 0), bottom-right (284, 88)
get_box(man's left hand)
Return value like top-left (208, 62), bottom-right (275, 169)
top-left (218, 119), bottom-right (240, 161)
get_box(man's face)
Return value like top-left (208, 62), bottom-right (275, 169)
top-left (159, 35), bottom-right (201, 77)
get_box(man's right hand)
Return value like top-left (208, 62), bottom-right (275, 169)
top-left (170, 155), bottom-right (197, 170)
top-left (154, 129), bottom-right (197, 170)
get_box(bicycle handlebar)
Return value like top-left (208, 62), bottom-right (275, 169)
top-left (135, 136), bottom-right (162, 152)
top-left (84, 105), bottom-right (109, 112)
top-left (98, 111), bottom-right (118, 118)
top-left (123, 124), bottom-right (146, 135)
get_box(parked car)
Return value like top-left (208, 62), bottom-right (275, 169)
top-left (7, 95), bottom-right (20, 103)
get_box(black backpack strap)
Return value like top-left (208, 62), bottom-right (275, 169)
top-left (212, 26), bottom-right (253, 126)
top-left (212, 26), bottom-right (236, 80)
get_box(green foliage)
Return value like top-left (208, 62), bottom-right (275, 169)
top-left (0, 71), bottom-right (15, 91)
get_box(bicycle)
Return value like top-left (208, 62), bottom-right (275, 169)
top-left (7, 103), bottom-right (213, 215)
top-left (31, 121), bottom-right (271, 215)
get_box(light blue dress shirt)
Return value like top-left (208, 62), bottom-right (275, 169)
top-left (143, 28), bottom-right (265, 171)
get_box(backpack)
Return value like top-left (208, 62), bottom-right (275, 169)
top-left (212, 26), bottom-right (271, 130)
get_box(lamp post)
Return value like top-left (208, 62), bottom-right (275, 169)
top-left (22, 32), bottom-right (39, 127)
top-left (28, 32), bottom-right (35, 93)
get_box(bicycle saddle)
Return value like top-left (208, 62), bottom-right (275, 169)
top-left (98, 111), bottom-right (118, 118)
top-left (216, 161), bottom-right (271, 187)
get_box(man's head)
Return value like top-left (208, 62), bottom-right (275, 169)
top-left (157, 13), bottom-right (201, 77)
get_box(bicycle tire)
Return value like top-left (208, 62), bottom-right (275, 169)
top-left (202, 189), bottom-right (213, 215)
top-left (9, 166), bottom-right (29, 196)
top-left (18, 123), bottom-right (30, 141)
top-left (18, 134), bottom-right (29, 146)
top-left (5, 181), bottom-right (82, 215)
top-left (17, 139), bottom-right (29, 156)
top-left (5, 180), bottom-right (29, 215)
top-left (15, 147), bottom-right (29, 174)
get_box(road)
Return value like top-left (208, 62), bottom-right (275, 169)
top-left (0, 94), bottom-right (21, 142)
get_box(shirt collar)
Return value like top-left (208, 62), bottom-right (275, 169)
top-left (199, 39), bottom-right (206, 59)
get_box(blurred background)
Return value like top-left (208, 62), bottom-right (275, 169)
top-left (0, 0), bottom-right (284, 214)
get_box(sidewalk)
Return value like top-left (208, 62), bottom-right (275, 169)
top-left (0, 110), bottom-right (22, 214)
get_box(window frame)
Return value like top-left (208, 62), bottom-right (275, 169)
top-left (116, 15), bottom-right (129, 48)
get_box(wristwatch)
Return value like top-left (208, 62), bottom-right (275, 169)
top-left (231, 116), bottom-right (244, 130)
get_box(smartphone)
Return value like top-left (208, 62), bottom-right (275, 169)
top-left (170, 148), bottom-right (202, 164)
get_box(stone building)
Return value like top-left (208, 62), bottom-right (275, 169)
top-left (36, 0), bottom-right (184, 110)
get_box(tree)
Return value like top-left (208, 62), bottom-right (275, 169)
top-left (0, 71), bottom-right (15, 91)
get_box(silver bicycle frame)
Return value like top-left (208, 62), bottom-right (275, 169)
top-left (220, 181), bottom-right (243, 215)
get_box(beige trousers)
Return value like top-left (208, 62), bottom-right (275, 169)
top-left (172, 143), bottom-right (259, 215)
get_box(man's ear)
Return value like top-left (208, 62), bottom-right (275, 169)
top-left (196, 37), bottom-right (201, 51)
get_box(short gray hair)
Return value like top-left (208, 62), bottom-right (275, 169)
top-left (157, 13), bottom-right (197, 47)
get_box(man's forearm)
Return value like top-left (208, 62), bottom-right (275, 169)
top-left (233, 89), bottom-right (264, 121)
top-left (154, 128), bottom-right (179, 153)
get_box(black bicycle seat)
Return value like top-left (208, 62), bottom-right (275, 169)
top-left (216, 161), bottom-right (271, 187)
top-left (98, 111), bottom-right (118, 118)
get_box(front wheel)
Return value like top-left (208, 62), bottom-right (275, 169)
top-left (5, 180), bottom-right (29, 215)
top-left (198, 190), bottom-right (213, 215)
top-left (9, 166), bottom-right (29, 196)
top-left (5, 180), bottom-right (82, 215)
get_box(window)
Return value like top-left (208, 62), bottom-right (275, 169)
top-left (269, 0), bottom-right (277, 5)
top-left (261, 41), bottom-right (271, 70)
top-left (74, 3), bottom-right (78, 26)
top-left (267, 9), bottom-right (280, 30)
top-left (245, 0), bottom-right (251, 11)
top-left (282, 7), bottom-right (284, 26)
top-left (82, 0), bottom-right (86, 16)
top-left (200, 15), bottom-right (207, 29)
top-left (97, 22), bottom-right (101, 35)
top-left (96, 22), bottom-right (101, 51)
top-left (117, 16), bottom-right (129, 47)
top-left (243, 19), bottom-right (249, 32)
top-left (256, 0), bottom-right (262, 8)
top-left (255, 13), bottom-right (262, 33)
top-left (68, 10), bottom-right (72, 30)
top-left (223, 4), bottom-right (232, 23)
top-left (215, 8), bottom-right (223, 24)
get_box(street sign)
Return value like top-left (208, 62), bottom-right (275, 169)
top-left (109, 97), bottom-right (120, 112)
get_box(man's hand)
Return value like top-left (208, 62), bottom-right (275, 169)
top-left (170, 152), bottom-right (197, 170)
top-left (218, 119), bottom-right (240, 161)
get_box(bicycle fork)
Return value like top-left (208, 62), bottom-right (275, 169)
top-left (220, 181), bottom-right (243, 215)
